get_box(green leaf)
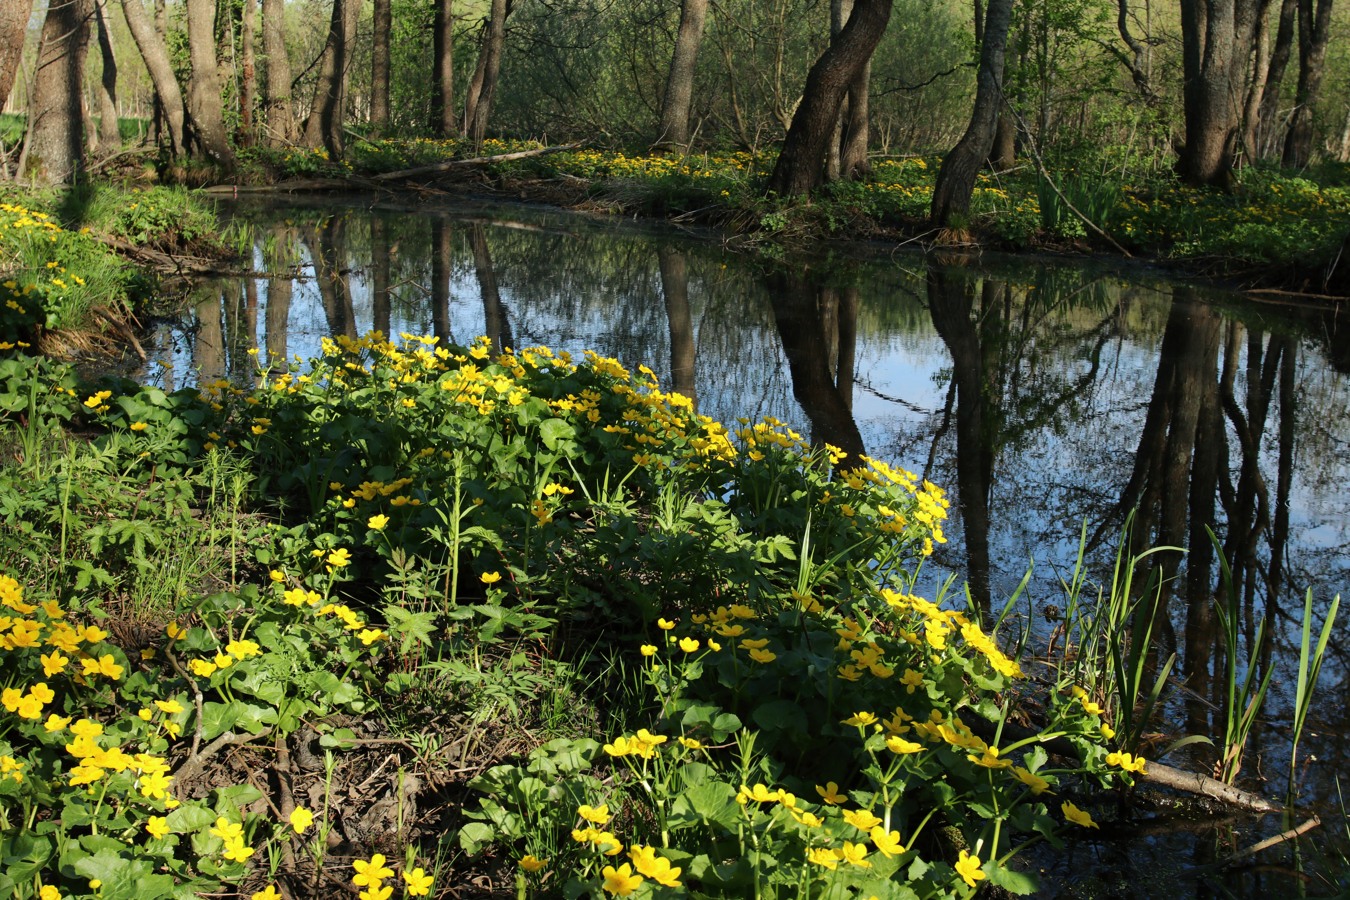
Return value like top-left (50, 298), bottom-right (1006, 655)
top-left (538, 417), bottom-right (575, 451)
top-left (166, 806), bottom-right (216, 834)
top-left (459, 821), bottom-right (495, 855)
top-left (984, 860), bottom-right (1041, 895)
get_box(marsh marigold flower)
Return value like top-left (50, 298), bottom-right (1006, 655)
top-left (1062, 801), bottom-right (1099, 828)
top-left (955, 849), bottom-right (986, 887)
top-left (289, 806), bottom-right (314, 833)
top-left (601, 863), bottom-right (643, 895)
top-left (352, 853), bottom-right (394, 886)
top-left (402, 867), bottom-right (434, 896)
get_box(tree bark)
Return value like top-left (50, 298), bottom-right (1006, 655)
top-left (21, 0), bottom-right (93, 184)
top-left (0, 0), bottom-right (27, 113)
top-left (186, 0), bottom-right (235, 166)
top-left (767, 0), bottom-right (891, 196)
top-left (371, 0), bottom-right (392, 131)
top-left (656, 0), bottom-right (709, 148)
top-left (261, 0), bottom-right (294, 145)
top-left (463, 0), bottom-right (509, 147)
top-left (1281, 0), bottom-right (1334, 168)
top-left (931, 0), bottom-right (1012, 226)
top-left (303, 0), bottom-right (360, 157)
top-left (1177, 0), bottom-right (1261, 187)
top-left (1239, 0), bottom-right (1277, 164)
top-left (94, 0), bottom-right (122, 149)
top-left (431, 220), bottom-right (452, 342)
top-left (658, 246), bottom-right (697, 408)
top-left (239, 0), bottom-right (256, 146)
top-left (121, 0), bottom-right (187, 155)
top-left (431, 0), bottom-right (455, 135)
top-left (1255, 0), bottom-right (1297, 157)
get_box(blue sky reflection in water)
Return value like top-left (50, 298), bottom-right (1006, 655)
top-left (141, 198), bottom-right (1348, 884)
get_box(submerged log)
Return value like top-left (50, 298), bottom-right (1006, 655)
top-left (368, 141), bottom-right (582, 182)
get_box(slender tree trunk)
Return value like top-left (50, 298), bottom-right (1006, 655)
top-left (656, 0), bottom-right (709, 148)
top-left (931, 0), bottom-right (1012, 225)
top-left (1255, 0), bottom-right (1297, 157)
top-left (261, 0), bottom-right (293, 145)
top-left (1339, 104), bottom-right (1350, 161)
top-left (94, 0), bottom-right (121, 149)
top-left (767, 0), bottom-right (891, 196)
top-left (121, 0), bottom-right (188, 155)
top-left (22, 0), bottom-right (94, 184)
top-left (431, 220), bottom-right (453, 342)
top-left (371, 0), bottom-right (391, 131)
top-left (370, 217), bottom-right (392, 336)
top-left (1281, 0), bottom-right (1334, 168)
top-left (471, 225), bottom-right (513, 352)
top-left (431, 0), bottom-right (455, 135)
top-left (186, 0), bottom-right (235, 165)
top-left (0, 0), bottom-right (27, 112)
top-left (463, 0), bottom-right (508, 147)
top-left (303, 0), bottom-right (360, 157)
top-left (239, 0), bottom-right (256, 146)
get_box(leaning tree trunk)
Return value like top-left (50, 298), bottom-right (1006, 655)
top-left (431, 0), bottom-right (455, 135)
top-left (1178, 0), bottom-right (1261, 187)
top-left (261, 0), bottom-right (294, 145)
top-left (94, 0), bottom-right (122, 149)
top-left (463, 0), bottom-right (509, 147)
top-left (303, 0), bottom-right (360, 157)
top-left (1281, 0), bottom-right (1334, 168)
top-left (186, 0), bottom-right (235, 166)
top-left (0, 0), bottom-right (27, 112)
top-left (21, 0), bottom-right (94, 184)
top-left (767, 0), bottom-right (892, 196)
top-left (930, 0), bottom-right (1012, 226)
top-left (121, 0), bottom-right (188, 155)
top-left (1255, 0), bottom-right (1297, 157)
top-left (371, 0), bottom-right (392, 130)
top-left (655, 0), bottom-right (709, 148)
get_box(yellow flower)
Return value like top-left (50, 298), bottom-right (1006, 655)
top-left (955, 849), bottom-right (986, 887)
top-left (842, 808), bottom-right (883, 831)
top-left (289, 806), bottom-right (315, 833)
top-left (1012, 766), bottom-right (1052, 793)
top-left (842, 711), bottom-right (877, 727)
top-left (210, 817), bottom-right (243, 842)
top-left (189, 659), bottom-right (217, 677)
top-left (44, 714), bottom-right (71, 732)
top-left (40, 651), bottom-right (69, 676)
top-left (402, 867), bottom-right (434, 896)
top-left (367, 514), bottom-right (390, 531)
top-left (252, 888), bottom-right (282, 900)
top-left (578, 803), bottom-right (611, 825)
top-left (352, 853), bottom-right (395, 886)
top-left (629, 844), bottom-right (682, 887)
top-left (1061, 801), bottom-right (1099, 828)
top-left (837, 841), bottom-right (871, 867)
top-left (748, 647), bottom-right (777, 663)
top-left (222, 836), bottom-right (255, 862)
top-left (657, 617), bottom-right (676, 630)
top-left (678, 637), bottom-right (699, 653)
top-left (807, 847), bottom-right (839, 869)
top-left (326, 548), bottom-right (352, 568)
top-left (519, 854), bottom-right (546, 872)
top-left (129, 422), bottom-right (148, 432)
top-left (358, 887), bottom-right (392, 900)
top-left (146, 816), bottom-right (170, 839)
top-left (639, 644), bottom-right (657, 657)
top-left (479, 571), bottom-right (502, 584)
top-left (886, 736), bottom-right (924, 755)
top-left (39, 886), bottom-right (61, 900)
top-left (600, 863), bottom-right (644, 895)
top-left (870, 827), bottom-right (905, 857)
top-left (815, 781), bottom-right (846, 805)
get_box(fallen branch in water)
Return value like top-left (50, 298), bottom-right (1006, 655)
top-left (368, 142), bottom-right (583, 182)
top-left (1179, 815), bottom-right (1321, 877)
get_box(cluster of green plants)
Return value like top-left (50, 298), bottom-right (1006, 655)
top-left (0, 331), bottom-right (1175, 898)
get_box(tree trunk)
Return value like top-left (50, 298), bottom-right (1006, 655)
top-left (1281, 0), bottom-right (1334, 168)
top-left (371, 0), bottom-right (391, 131)
top-left (1255, 0), bottom-right (1297, 156)
top-left (0, 0), bottom-right (27, 113)
top-left (21, 0), bottom-right (93, 184)
top-left (370, 217), bottom-right (392, 336)
top-left (1239, 0), bottom-right (1276, 164)
top-left (239, 0), bottom-right (256, 146)
top-left (931, 0), bottom-right (1012, 226)
top-left (303, 0), bottom-right (360, 157)
top-left (261, 0), bottom-right (293, 145)
top-left (94, 0), bottom-right (121, 149)
top-left (121, 0), bottom-right (187, 155)
top-left (463, 0), bottom-right (508, 147)
top-left (186, 0), bottom-right (235, 165)
top-left (656, 0), bottom-right (709, 148)
top-left (431, 220), bottom-right (452, 342)
top-left (431, 0), bottom-right (455, 135)
top-left (1178, 0), bottom-right (1261, 187)
top-left (658, 246), bottom-right (697, 408)
top-left (767, 0), bottom-right (891, 196)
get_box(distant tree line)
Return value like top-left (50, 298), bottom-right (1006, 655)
top-left (0, 0), bottom-right (1346, 216)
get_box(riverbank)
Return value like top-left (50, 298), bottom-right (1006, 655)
top-left (212, 138), bottom-right (1350, 302)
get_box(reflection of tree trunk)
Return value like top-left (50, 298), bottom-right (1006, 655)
top-left (836, 287), bottom-right (858, 411)
top-left (265, 272), bottom-right (291, 367)
top-left (309, 220), bottom-right (356, 339)
top-left (432, 220), bottom-right (453, 342)
top-left (471, 224), bottom-right (514, 352)
top-left (927, 268), bottom-right (994, 614)
top-left (223, 281), bottom-right (256, 385)
top-left (658, 246), bottom-right (698, 409)
top-left (769, 273), bottom-right (865, 465)
top-left (195, 289), bottom-right (225, 384)
top-left (371, 217), bottom-right (392, 337)
top-left (1268, 338), bottom-right (1296, 593)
